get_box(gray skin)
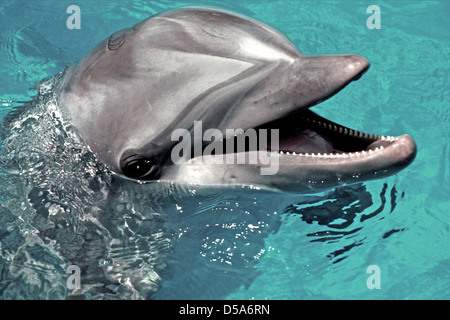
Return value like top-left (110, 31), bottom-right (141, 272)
top-left (60, 6), bottom-right (416, 193)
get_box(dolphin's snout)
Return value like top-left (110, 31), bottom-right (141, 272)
top-left (343, 54), bottom-right (370, 81)
top-left (290, 54), bottom-right (370, 110)
top-left (302, 54), bottom-right (369, 85)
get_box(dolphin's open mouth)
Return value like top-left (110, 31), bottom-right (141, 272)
top-left (210, 108), bottom-right (413, 163)
top-left (258, 109), bottom-right (397, 156)
top-left (195, 62), bottom-right (416, 189)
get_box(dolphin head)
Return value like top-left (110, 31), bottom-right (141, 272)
top-left (60, 6), bottom-right (416, 192)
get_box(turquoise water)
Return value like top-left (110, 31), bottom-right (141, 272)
top-left (0, 0), bottom-right (449, 299)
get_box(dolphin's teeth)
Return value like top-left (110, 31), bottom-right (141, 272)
top-left (280, 151), bottom-right (284, 155)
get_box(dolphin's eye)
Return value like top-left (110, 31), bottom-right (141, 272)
top-left (121, 157), bottom-right (160, 180)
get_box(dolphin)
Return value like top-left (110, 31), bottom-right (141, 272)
top-left (59, 6), bottom-right (416, 192)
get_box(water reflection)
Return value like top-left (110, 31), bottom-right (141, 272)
top-left (284, 183), bottom-right (404, 264)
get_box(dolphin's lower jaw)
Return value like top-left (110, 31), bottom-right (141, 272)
top-left (161, 109), bottom-right (417, 192)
